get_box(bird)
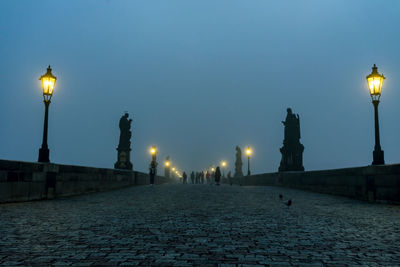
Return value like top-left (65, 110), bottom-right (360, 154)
top-left (286, 199), bottom-right (292, 208)
top-left (279, 194), bottom-right (283, 200)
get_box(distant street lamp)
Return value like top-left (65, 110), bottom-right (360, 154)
top-left (221, 161), bottom-right (227, 177)
top-left (366, 64), bottom-right (385, 165)
top-left (38, 66), bottom-right (57, 163)
top-left (149, 146), bottom-right (158, 185)
top-left (150, 146), bottom-right (157, 159)
top-left (245, 147), bottom-right (253, 176)
top-left (164, 156), bottom-right (170, 178)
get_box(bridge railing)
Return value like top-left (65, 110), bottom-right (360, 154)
top-left (0, 159), bottom-right (176, 204)
top-left (224, 164), bottom-right (400, 203)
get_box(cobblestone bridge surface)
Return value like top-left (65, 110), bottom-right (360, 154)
top-left (1, 184), bottom-right (400, 266)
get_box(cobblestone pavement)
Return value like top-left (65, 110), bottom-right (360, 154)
top-left (1, 184), bottom-right (400, 266)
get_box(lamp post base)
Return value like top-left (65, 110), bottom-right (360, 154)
top-left (372, 150), bottom-right (384, 165)
top-left (38, 147), bottom-right (50, 163)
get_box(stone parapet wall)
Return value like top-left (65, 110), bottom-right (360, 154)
top-left (0, 159), bottom-right (176, 204)
top-left (226, 164), bottom-right (400, 203)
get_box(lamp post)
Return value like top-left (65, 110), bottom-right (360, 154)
top-left (164, 156), bottom-right (170, 178)
top-left (245, 147), bottom-right (253, 176)
top-left (150, 146), bottom-right (157, 164)
top-left (366, 64), bottom-right (385, 165)
top-left (149, 146), bottom-right (158, 185)
top-left (221, 161), bottom-right (227, 177)
top-left (38, 66), bottom-right (57, 163)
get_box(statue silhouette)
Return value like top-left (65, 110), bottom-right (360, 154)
top-left (118, 113), bottom-right (132, 149)
top-left (279, 108), bottom-right (304, 172)
top-left (115, 113), bottom-right (133, 170)
top-left (234, 146), bottom-right (244, 177)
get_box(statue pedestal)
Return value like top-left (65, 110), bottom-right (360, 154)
top-left (279, 144), bottom-right (304, 172)
top-left (114, 148), bottom-right (132, 170)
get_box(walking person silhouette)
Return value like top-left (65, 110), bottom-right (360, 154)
top-left (190, 171), bottom-right (195, 184)
top-left (215, 167), bottom-right (222, 186)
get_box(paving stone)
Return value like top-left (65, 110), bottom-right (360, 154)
top-left (1, 184), bottom-right (400, 265)
top-left (73, 262), bottom-right (93, 267)
top-left (0, 261), bottom-right (23, 266)
top-left (52, 261), bottom-right (73, 266)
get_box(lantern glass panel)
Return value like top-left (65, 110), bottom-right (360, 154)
top-left (367, 76), bottom-right (383, 96)
top-left (41, 76), bottom-right (56, 96)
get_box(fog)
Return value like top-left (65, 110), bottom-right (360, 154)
top-left (1, 0), bottom-right (400, 174)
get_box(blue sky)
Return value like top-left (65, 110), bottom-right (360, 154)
top-left (1, 0), bottom-right (400, 174)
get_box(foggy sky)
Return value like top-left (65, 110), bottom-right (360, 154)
top-left (1, 0), bottom-right (400, 174)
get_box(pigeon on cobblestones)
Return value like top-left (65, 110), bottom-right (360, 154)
top-left (279, 194), bottom-right (283, 200)
top-left (286, 199), bottom-right (292, 208)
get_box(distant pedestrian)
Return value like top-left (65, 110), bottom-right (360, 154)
top-left (206, 171), bottom-right (211, 184)
top-left (200, 171), bottom-right (205, 184)
top-left (182, 172), bottom-right (187, 184)
top-left (227, 171), bottom-right (232, 185)
top-left (195, 172), bottom-right (200, 184)
top-left (190, 171), bottom-right (195, 184)
top-left (149, 162), bottom-right (156, 185)
top-left (215, 166), bottom-right (221, 185)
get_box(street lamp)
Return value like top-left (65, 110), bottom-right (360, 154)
top-left (245, 147), bottom-right (253, 175)
top-left (38, 65), bottom-right (57, 163)
top-left (149, 146), bottom-right (158, 184)
top-left (149, 146), bottom-right (158, 167)
top-left (150, 146), bottom-right (157, 160)
top-left (164, 156), bottom-right (170, 177)
top-left (367, 64), bottom-right (385, 165)
top-left (149, 146), bottom-right (158, 170)
top-left (221, 161), bottom-right (227, 177)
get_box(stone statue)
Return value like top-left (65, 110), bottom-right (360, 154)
top-left (234, 146), bottom-right (244, 177)
top-left (279, 108), bottom-right (304, 172)
top-left (114, 113), bottom-right (133, 170)
top-left (118, 113), bottom-right (132, 149)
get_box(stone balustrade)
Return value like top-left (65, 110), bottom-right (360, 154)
top-left (0, 159), bottom-right (175, 203)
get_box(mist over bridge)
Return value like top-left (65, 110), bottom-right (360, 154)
top-left (2, 0), bottom-right (400, 265)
